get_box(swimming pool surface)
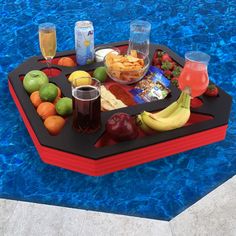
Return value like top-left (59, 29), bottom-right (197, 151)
top-left (0, 0), bottom-right (236, 220)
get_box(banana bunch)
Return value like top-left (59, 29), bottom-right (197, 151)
top-left (136, 92), bottom-right (191, 132)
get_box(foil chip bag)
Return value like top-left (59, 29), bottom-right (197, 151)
top-left (130, 66), bottom-right (171, 103)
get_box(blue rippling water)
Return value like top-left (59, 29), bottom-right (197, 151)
top-left (0, 0), bottom-right (235, 220)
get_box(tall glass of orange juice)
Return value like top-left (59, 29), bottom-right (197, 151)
top-left (39, 23), bottom-right (57, 77)
top-left (178, 51), bottom-right (210, 97)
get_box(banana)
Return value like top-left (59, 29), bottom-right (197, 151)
top-left (136, 114), bottom-right (154, 134)
top-left (141, 93), bottom-right (191, 132)
top-left (142, 107), bottom-right (190, 131)
top-left (151, 92), bottom-right (185, 119)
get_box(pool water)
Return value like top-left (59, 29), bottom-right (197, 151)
top-left (0, 0), bottom-right (236, 220)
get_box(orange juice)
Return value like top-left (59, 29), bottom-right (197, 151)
top-left (178, 60), bottom-right (209, 97)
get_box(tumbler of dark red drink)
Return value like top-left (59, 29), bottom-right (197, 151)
top-left (71, 77), bottom-right (101, 133)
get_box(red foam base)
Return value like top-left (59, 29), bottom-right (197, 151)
top-left (9, 80), bottom-right (227, 176)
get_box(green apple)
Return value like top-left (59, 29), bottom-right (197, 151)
top-left (23, 70), bottom-right (48, 94)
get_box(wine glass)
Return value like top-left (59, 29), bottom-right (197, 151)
top-left (39, 23), bottom-right (57, 77)
top-left (178, 51), bottom-right (210, 97)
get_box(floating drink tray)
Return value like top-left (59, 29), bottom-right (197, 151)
top-left (8, 41), bottom-right (232, 176)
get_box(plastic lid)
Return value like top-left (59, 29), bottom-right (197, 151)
top-left (75, 21), bottom-right (93, 28)
top-left (185, 51), bottom-right (210, 65)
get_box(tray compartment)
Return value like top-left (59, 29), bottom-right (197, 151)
top-left (95, 112), bottom-right (214, 148)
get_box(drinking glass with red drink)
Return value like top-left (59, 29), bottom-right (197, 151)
top-left (178, 51), bottom-right (210, 97)
top-left (72, 78), bottom-right (101, 133)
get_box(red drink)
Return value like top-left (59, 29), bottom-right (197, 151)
top-left (178, 51), bottom-right (210, 97)
top-left (72, 78), bottom-right (101, 133)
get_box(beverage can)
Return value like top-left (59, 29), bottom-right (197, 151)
top-left (74, 21), bottom-right (94, 65)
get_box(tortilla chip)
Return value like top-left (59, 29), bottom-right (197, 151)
top-left (130, 50), bottom-right (138, 58)
top-left (105, 51), bottom-right (145, 81)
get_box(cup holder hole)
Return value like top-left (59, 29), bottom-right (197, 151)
top-left (41, 67), bottom-right (62, 77)
top-left (191, 97), bottom-right (203, 108)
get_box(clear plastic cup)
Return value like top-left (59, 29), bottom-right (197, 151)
top-left (128, 20), bottom-right (151, 57)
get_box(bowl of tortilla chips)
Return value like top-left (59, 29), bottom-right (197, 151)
top-left (104, 50), bottom-right (150, 85)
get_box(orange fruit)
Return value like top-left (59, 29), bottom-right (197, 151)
top-left (37, 102), bottom-right (56, 120)
top-left (30, 91), bottom-right (43, 108)
top-left (58, 57), bottom-right (76, 67)
top-left (53, 96), bottom-right (61, 105)
top-left (52, 87), bottom-right (62, 105)
top-left (44, 115), bottom-right (65, 135)
top-left (57, 87), bottom-right (62, 97)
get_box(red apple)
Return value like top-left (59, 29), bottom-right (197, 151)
top-left (106, 113), bottom-right (138, 142)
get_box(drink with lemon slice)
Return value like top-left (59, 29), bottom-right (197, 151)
top-left (74, 21), bottom-right (94, 65)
